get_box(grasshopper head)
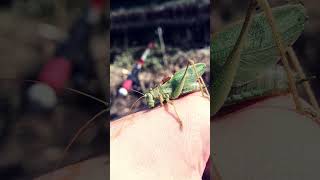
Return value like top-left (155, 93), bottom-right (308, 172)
top-left (145, 92), bottom-right (155, 108)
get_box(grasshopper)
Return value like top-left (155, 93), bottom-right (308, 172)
top-left (125, 60), bottom-right (210, 129)
top-left (110, 60), bottom-right (210, 139)
top-left (211, 1), bottom-right (315, 116)
top-left (211, 0), bottom-right (320, 179)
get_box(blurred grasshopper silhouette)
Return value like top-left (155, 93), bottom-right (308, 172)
top-left (211, 0), bottom-right (320, 179)
top-left (211, 0), bottom-right (319, 118)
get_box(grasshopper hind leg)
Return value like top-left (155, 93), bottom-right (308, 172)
top-left (300, 107), bottom-right (320, 125)
top-left (188, 59), bottom-right (210, 98)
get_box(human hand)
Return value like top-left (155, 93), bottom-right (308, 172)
top-left (212, 95), bottom-right (320, 180)
top-left (110, 92), bottom-right (210, 180)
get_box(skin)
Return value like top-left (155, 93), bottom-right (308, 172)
top-left (110, 92), bottom-right (210, 180)
top-left (35, 92), bottom-right (209, 180)
top-left (212, 95), bottom-right (319, 179)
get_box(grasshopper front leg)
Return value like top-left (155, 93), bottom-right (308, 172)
top-left (168, 62), bottom-right (193, 129)
top-left (159, 90), bottom-right (183, 129)
top-left (169, 60), bottom-right (209, 129)
top-left (189, 59), bottom-right (210, 98)
top-left (167, 100), bottom-right (183, 129)
top-left (212, 0), bottom-right (256, 116)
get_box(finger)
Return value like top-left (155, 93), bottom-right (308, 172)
top-left (212, 95), bottom-right (320, 179)
top-left (110, 92), bottom-right (210, 179)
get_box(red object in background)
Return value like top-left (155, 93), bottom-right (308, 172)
top-left (38, 57), bottom-right (72, 94)
top-left (137, 58), bottom-right (145, 65)
top-left (148, 42), bottom-right (156, 49)
top-left (118, 42), bottom-right (155, 96)
top-left (122, 79), bottom-right (133, 91)
top-left (91, 0), bottom-right (106, 11)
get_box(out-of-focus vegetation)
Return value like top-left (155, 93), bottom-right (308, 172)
top-left (0, 0), bottom-right (107, 179)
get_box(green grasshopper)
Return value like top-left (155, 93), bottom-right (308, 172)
top-left (129, 60), bottom-right (209, 129)
top-left (144, 62), bottom-right (208, 106)
top-left (211, 2), bottom-right (311, 116)
top-left (211, 1), bottom-right (319, 178)
top-left (111, 60), bottom-right (209, 139)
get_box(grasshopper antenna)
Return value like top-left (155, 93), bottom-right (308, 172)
top-left (53, 108), bottom-right (108, 174)
top-left (111, 95), bottom-right (145, 139)
top-left (129, 89), bottom-right (144, 96)
top-left (129, 95), bottom-right (145, 113)
top-left (0, 78), bottom-right (107, 106)
top-left (0, 78), bottom-right (109, 178)
top-left (64, 87), bottom-right (107, 106)
top-left (25, 80), bottom-right (108, 106)
top-left (24, 80), bottom-right (110, 174)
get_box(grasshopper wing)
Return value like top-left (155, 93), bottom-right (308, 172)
top-left (212, 4), bottom-right (306, 86)
top-left (161, 63), bottom-right (207, 96)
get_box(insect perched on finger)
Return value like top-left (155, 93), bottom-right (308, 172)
top-left (129, 59), bottom-right (210, 130)
top-left (110, 59), bottom-right (210, 139)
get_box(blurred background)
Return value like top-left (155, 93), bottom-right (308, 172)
top-left (212, 0), bottom-right (320, 105)
top-left (0, 0), bottom-right (108, 179)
